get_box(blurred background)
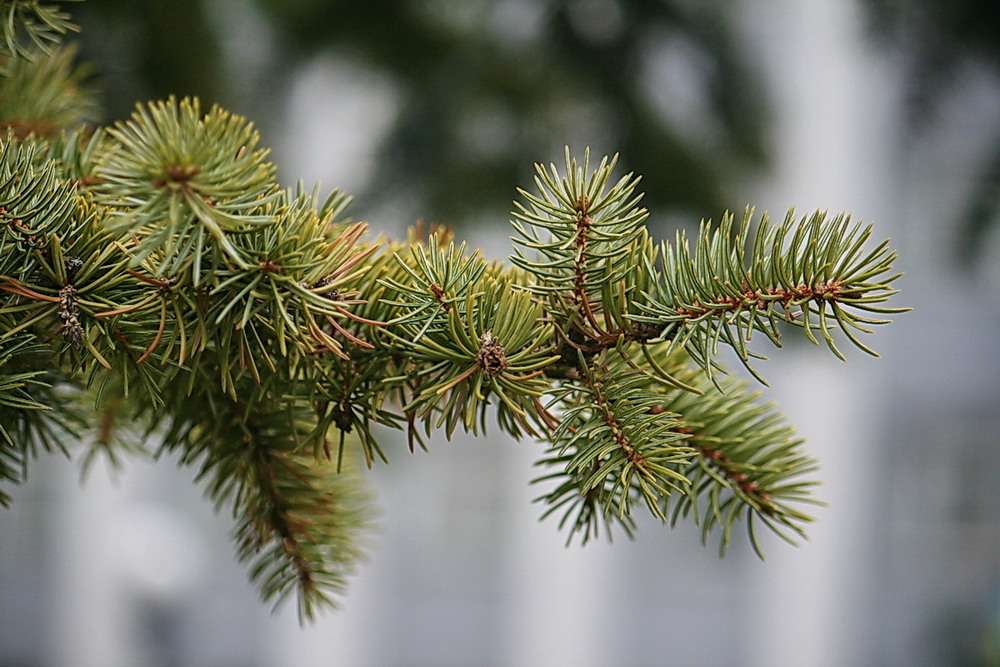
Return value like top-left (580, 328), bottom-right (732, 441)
top-left (1, 0), bottom-right (999, 665)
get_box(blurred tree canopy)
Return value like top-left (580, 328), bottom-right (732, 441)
top-left (865, 0), bottom-right (1000, 265)
top-left (72, 0), bottom-right (769, 228)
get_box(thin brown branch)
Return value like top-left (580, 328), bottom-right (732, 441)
top-left (672, 280), bottom-right (851, 320)
top-left (680, 431), bottom-right (776, 516)
top-left (583, 371), bottom-right (648, 472)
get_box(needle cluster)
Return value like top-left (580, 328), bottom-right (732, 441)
top-left (0, 3), bottom-right (907, 620)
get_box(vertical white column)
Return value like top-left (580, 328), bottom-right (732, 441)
top-left (46, 460), bottom-right (138, 667)
top-left (738, 1), bottom-right (894, 665)
top-left (262, 535), bottom-right (380, 667)
top-left (753, 357), bottom-right (881, 667)
top-left (497, 441), bottom-right (615, 667)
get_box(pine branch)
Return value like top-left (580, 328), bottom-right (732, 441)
top-left (0, 329), bottom-right (83, 506)
top-left (534, 353), bottom-right (692, 545)
top-left (154, 370), bottom-right (373, 622)
top-left (511, 147), bottom-right (650, 343)
top-left (533, 344), bottom-right (820, 552)
top-left (386, 258), bottom-right (559, 440)
top-left (509, 155), bottom-right (902, 551)
top-left (0, 0), bottom-right (80, 60)
top-left (611, 346), bottom-right (820, 556)
top-left (0, 131), bottom-right (78, 278)
top-left (635, 207), bottom-right (908, 383)
top-left (93, 97), bottom-right (279, 281)
top-left (0, 43), bottom-right (97, 137)
top-left (0, 3), bottom-right (910, 617)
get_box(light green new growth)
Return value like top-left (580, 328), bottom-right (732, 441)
top-left (0, 2), bottom-right (907, 621)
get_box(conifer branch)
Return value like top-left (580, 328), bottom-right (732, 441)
top-left (0, 44), bottom-right (96, 137)
top-left (94, 97), bottom-right (279, 280)
top-left (534, 354), bottom-right (692, 545)
top-left (0, 3), bottom-right (909, 619)
top-left (0, 0), bottom-right (80, 60)
top-left (616, 346), bottom-right (820, 555)
top-left (0, 331), bottom-right (82, 506)
top-left (635, 208), bottom-right (908, 383)
top-left (154, 374), bottom-right (373, 622)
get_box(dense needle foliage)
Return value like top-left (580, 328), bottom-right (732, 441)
top-left (0, 2), bottom-right (906, 620)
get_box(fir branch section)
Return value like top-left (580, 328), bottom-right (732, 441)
top-left (0, 24), bottom-right (908, 617)
top-left (635, 207), bottom-right (908, 382)
top-left (0, 0), bottom-right (81, 60)
top-left (0, 43), bottom-right (97, 138)
top-left (0, 330), bottom-right (82, 506)
top-left (510, 149), bottom-right (662, 364)
top-left (381, 239), bottom-right (559, 442)
top-left (532, 347), bottom-right (819, 554)
top-left (630, 346), bottom-right (819, 556)
top-left (153, 373), bottom-right (373, 622)
top-left (94, 97), bottom-right (278, 280)
top-left (0, 103), bottom-right (385, 615)
top-left (535, 354), bottom-right (692, 545)
top-left (510, 150), bottom-right (904, 553)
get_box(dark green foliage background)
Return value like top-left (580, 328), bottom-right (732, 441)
top-left (72, 0), bottom-right (770, 226)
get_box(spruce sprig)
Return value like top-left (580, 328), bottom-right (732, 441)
top-left (636, 207), bottom-right (906, 383)
top-left (388, 266), bottom-right (559, 439)
top-left (511, 148), bottom-right (649, 334)
top-left (94, 97), bottom-right (279, 281)
top-left (534, 354), bottom-right (693, 545)
top-left (0, 44), bottom-right (97, 137)
top-left (0, 0), bottom-right (80, 60)
top-left (0, 330), bottom-right (83, 506)
top-left (509, 154), bottom-right (903, 551)
top-left (609, 345), bottom-right (819, 556)
top-left (154, 372), bottom-right (373, 623)
top-left (0, 131), bottom-right (77, 277)
top-left (0, 3), bottom-right (909, 620)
